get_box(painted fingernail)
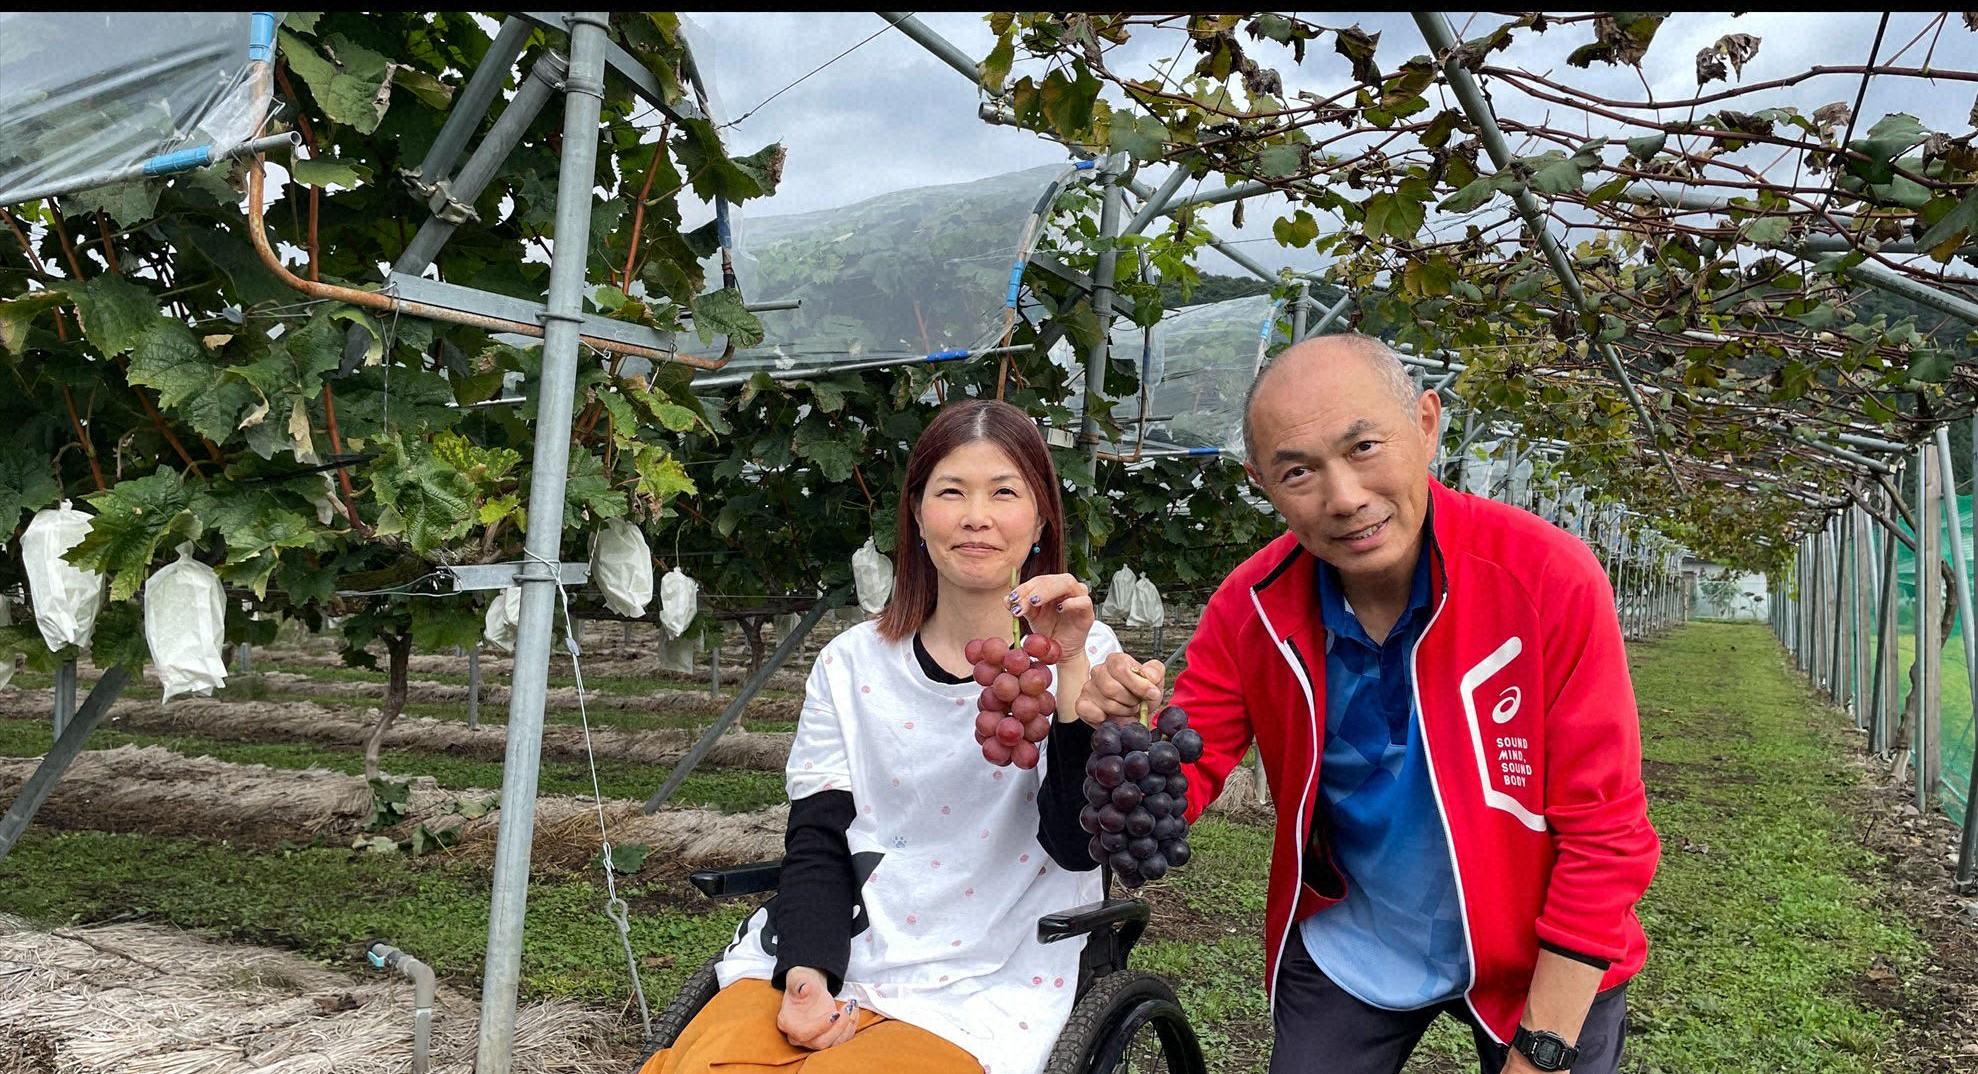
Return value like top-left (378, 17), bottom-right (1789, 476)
top-left (1029, 595), bottom-right (1043, 605)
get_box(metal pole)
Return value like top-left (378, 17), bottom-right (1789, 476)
top-left (643, 592), bottom-right (843, 813)
top-left (1872, 507), bottom-right (1900, 754)
top-left (51, 659), bottom-right (75, 740)
top-left (1123, 166), bottom-right (1189, 237)
top-left (1291, 281), bottom-right (1310, 342)
top-left (474, 15), bottom-right (609, 1073)
top-left (1081, 158), bottom-right (1127, 561)
top-left (710, 644), bottom-right (721, 698)
top-left (466, 647), bottom-right (481, 731)
top-left (0, 667), bottom-right (130, 863)
top-left (1938, 426), bottom-right (1978, 818)
top-left (1918, 439), bottom-right (1944, 815)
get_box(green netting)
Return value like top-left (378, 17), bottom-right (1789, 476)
top-left (1894, 494), bottom-right (1976, 823)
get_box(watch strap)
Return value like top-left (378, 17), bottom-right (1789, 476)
top-left (1510, 1025), bottom-right (1580, 1071)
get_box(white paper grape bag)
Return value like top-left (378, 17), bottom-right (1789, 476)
top-left (484, 587), bottom-right (521, 651)
top-left (1099, 565), bottom-right (1139, 620)
top-left (591, 518), bottom-right (653, 619)
top-left (659, 568), bottom-right (699, 639)
top-left (22, 501), bottom-right (106, 652)
top-left (851, 537), bottom-right (892, 615)
top-left (145, 543), bottom-right (228, 702)
top-left (1126, 576), bottom-right (1164, 629)
top-left (657, 631), bottom-right (697, 674)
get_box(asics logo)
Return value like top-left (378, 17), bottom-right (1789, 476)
top-left (1491, 686), bottom-right (1522, 724)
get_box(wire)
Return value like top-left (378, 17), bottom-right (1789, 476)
top-left (720, 19), bottom-right (903, 129)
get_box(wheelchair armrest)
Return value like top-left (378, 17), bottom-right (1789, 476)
top-left (1037, 897), bottom-right (1148, 944)
top-left (689, 860), bottom-right (782, 900)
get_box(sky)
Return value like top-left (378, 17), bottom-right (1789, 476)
top-left (688, 12), bottom-right (1978, 277)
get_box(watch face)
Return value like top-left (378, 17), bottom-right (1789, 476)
top-left (1532, 1038), bottom-right (1565, 1066)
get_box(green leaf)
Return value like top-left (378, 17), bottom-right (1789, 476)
top-left (604, 842), bottom-right (651, 874)
top-left (671, 119), bottom-right (784, 203)
top-left (632, 446), bottom-right (696, 505)
top-left (127, 321), bottom-right (256, 443)
top-left (290, 157), bottom-right (368, 191)
top-left (410, 599), bottom-right (482, 652)
top-left (978, 32), bottom-right (1015, 94)
top-left (691, 287), bottom-right (765, 348)
top-left (71, 470), bottom-right (195, 601)
top-left (1908, 348), bottom-right (1955, 384)
top-left (367, 440), bottom-right (475, 554)
top-left (0, 444), bottom-right (60, 538)
top-left (64, 180), bottom-right (161, 228)
top-left (1524, 151), bottom-right (1590, 196)
top-left (1438, 177), bottom-right (1498, 213)
top-left (1626, 133), bottom-right (1667, 161)
top-left (1742, 216), bottom-right (1791, 246)
top-left (67, 274), bottom-right (159, 356)
top-left (1272, 209), bottom-right (1319, 248)
top-left (231, 311), bottom-right (343, 400)
top-left (0, 291), bottom-right (66, 355)
top-left (561, 450), bottom-right (627, 529)
top-left (1256, 144), bottom-right (1305, 179)
top-left (793, 420), bottom-right (858, 483)
top-left (89, 602), bottom-right (148, 671)
top-left (278, 30), bottom-right (396, 134)
top-left (1853, 112), bottom-right (1925, 163)
top-left (391, 65), bottom-right (454, 110)
top-left (1109, 113), bottom-right (1171, 161)
top-left (1918, 189), bottom-right (1978, 261)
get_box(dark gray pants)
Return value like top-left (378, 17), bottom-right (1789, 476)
top-left (1269, 932), bottom-right (1629, 1074)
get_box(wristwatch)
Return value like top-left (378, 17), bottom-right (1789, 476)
top-left (1511, 1026), bottom-right (1580, 1071)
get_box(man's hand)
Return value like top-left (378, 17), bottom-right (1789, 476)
top-left (777, 967), bottom-right (856, 1050)
top-left (1500, 1052), bottom-right (1543, 1074)
top-left (1076, 652), bottom-right (1166, 725)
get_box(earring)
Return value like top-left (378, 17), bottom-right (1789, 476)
top-left (1031, 543), bottom-right (1041, 555)
top-left (919, 539), bottom-right (927, 549)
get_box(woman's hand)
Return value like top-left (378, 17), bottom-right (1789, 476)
top-left (777, 968), bottom-right (857, 1050)
top-left (1009, 573), bottom-right (1094, 663)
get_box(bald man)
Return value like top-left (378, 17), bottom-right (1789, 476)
top-left (1079, 334), bottom-right (1658, 1074)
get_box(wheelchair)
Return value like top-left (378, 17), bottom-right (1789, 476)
top-left (646, 860), bottom-right (1208, 1074)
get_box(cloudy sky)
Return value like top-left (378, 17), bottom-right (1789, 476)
top-left (689, 12), bottom-right (1978, 276)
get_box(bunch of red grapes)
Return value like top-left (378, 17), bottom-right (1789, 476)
top-left (1080, 705), bottom-right (1205, 887)
top-left (968, 633), bottom-right (1063, 769)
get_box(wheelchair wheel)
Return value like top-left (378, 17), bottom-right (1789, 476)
top-left (1044, 970), bottom-right (1206, 1074)
top-left (646, 955), bottom-right (722, 1051)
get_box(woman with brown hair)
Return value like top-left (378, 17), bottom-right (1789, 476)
top-left (640, 399), bottom-right (1120, 1074)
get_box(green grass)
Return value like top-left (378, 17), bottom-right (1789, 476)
top-left (1618, 622), bottom-right (1925, 1073)
top-left (0, 830), bottom-right (746, 1004)
top-left (0, 720), bottom-right (786, 813)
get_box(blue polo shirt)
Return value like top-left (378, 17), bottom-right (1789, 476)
top-left (1297, 542), bottom-right (1470, 1010)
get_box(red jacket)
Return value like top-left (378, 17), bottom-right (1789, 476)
top-left (1174, 479), bottom-right (1659, 1043)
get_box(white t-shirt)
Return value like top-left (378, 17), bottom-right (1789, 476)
top-left (716, 619), bottom-right (1122, 1074)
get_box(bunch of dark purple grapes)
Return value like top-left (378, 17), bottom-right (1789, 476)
top-left (1079, 705), bottom-right (1205, 887)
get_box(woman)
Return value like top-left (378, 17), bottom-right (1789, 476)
top-left (641, 399), bottom-right (1116, 1074)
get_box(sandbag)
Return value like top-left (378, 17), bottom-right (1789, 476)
top-left (144, 543), bottom-right (227, 703)
top-left (1126, 577), bottom-right (1164, 629)
top-left (591, 518), bottom-right (654, 619)
top-left (484, 587), bottom-right (521, 652)
top-left (852, 537), bottom-right (892, 616)
top-left (21, 501), bottom-right (106, 652)
top-left (1099, 565), bottom-right (1138, 620)
top-left (660, 568), bottom-right (699, 640)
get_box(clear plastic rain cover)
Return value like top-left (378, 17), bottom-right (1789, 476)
top-left (0, 12), bottom-right (273, 202)
top-left (723, 165), bottom-right (1068, 378)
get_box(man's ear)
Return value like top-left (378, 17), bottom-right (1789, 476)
top-left (1416, 389), bottom-right (1443, 449)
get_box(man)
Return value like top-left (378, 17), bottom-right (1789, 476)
top-left (1078, 334), bottom-right (1658, 1074)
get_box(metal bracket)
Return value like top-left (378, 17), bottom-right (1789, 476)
top-left (445, 561), bottom-right (591, 592)
top-left (385, 273), bottom-right (677, 355)
top-left (426, 180), bottom-right (479, 225)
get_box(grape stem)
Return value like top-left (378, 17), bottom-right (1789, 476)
top-left (1010, 565), bottom-right (1021, 647)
